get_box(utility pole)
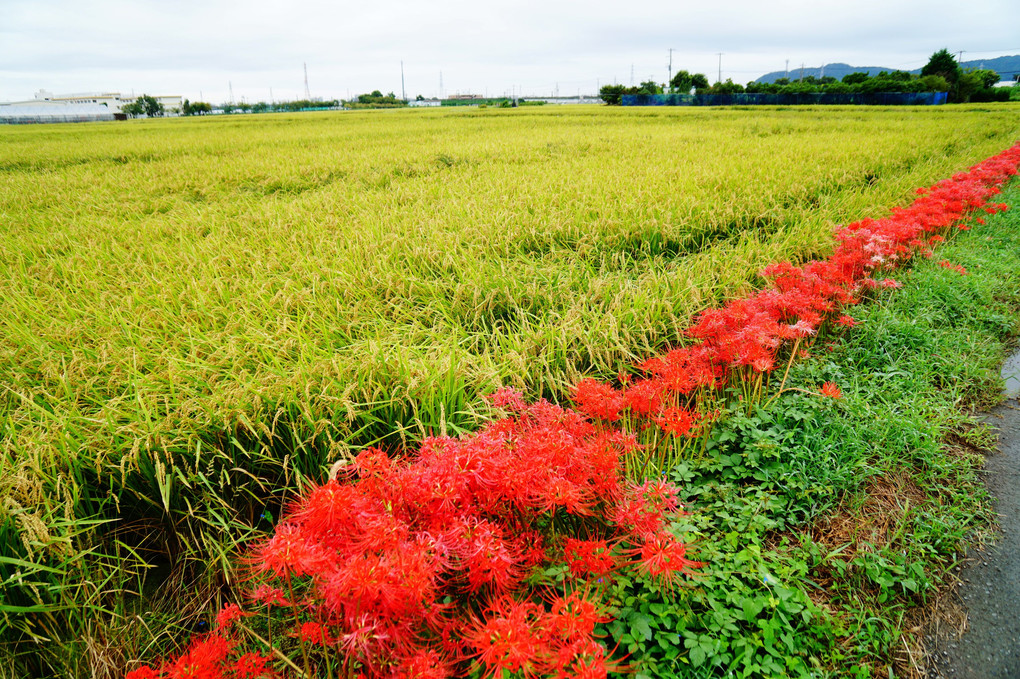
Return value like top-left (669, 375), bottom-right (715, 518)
top-left (668, 48), bottom-right (674, 90)
top-left (401, 61), bottom-right (406, 102)
top-left (229, 81), bottom-right (234, 105)
top-left (800, 63), bottom-right (805, 82)
top-left (957, 50), bottom-right (965, 67)
top-left (717, 53), bottom-right (723, 84)
top-left (785, 59), bottom-right (789, 79)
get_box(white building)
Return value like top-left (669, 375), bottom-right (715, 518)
top-left (29, 89), bottom-right (184, 114)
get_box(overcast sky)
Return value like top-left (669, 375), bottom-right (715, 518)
top-left (2, 0), bottom-right (1018, 103)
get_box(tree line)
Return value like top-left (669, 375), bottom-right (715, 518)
top-left (601, 49), bottom-right (1014, 105)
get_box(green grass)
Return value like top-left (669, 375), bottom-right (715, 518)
top-left (0, 105), bottom-right (1018, 676)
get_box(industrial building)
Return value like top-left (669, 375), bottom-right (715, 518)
top-left (0, 90), bottom-right (184, 124)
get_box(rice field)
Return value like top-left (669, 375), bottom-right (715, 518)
top-left (1, 104), bottom-right (1018, 674)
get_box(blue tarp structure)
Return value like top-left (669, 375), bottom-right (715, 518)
top-left (622, 92), bottom-right (949, 106)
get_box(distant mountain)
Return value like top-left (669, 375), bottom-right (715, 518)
top-left (755, 56), bottom-right (1020, 84)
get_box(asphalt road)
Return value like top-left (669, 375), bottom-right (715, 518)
top-left (929, 348), bottom-right (1020, 678)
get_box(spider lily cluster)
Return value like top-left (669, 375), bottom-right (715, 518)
top-left (572, 143), bottom-right (1019, 476)
top-left (127, 142), bottom-right (1018, 679)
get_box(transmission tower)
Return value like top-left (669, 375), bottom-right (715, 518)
top-left (304, 63), bottom-right (311, 99)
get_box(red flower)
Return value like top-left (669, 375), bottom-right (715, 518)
top-left (820, 382), bottom-right (842, 399)
top-left (465, 598), bottom-right (548, 679)
top-left (562, 539), bottom-right (616, 578)
top-left (654, 407), bottom-right (702, 437)
top-left (939, 260), bottom-right (969, 275)
top-left (835, 315), bottom-right (857, 328)
top-left (488, 387), bottom-right (528, 411)
top-left (629, 533), bottom-right (700, 592)
top-left (162, 634), bottom-right (233, 679)
top-left (251, 524), bottom-right (329, 578)
top-left (230, 652), bottom-right (274, 679)
top-left (546, 592), bottom-right (611, 639)
top-left (572, 378), bottom-right (625, 422)
top-left (214, 603), bottom-right (251, 632)
top-left (248, 584), bottom-right (290, 607)
top-left (293, 621), bottom-right (335, 646)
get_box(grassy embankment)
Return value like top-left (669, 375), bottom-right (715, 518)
top-left (608, 178), bottom-right (1020, 677)
top-left (0, 105), bottom-right (1017, 676)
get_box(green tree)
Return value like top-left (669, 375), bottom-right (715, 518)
top-left (598, 84), bottom-right (628, 105)
top-left (957, 69), bottom-right (1001, 102)
top-left (637, 80), bottom-right (662, 95)
top-left (710, 79), bottom-right (744, 94)
top-left (137, 94), bottom-right (163, 117)
top-left (919, 75), bottom-right (951, 92)
top-left (842, 72), bottom-right (870, 85)
top-left (970, 68), bottom-right (1001, 89)
top-left (921, 49), bottom-right (961, 85)
top-left (121, 100), bottom-right (144, 117)
top-left (670, 70), bottom-right (708, 93)
top-left (780, 81), bottom-right (819, 94)
top-left (822, 81), bottom-right (852, 94)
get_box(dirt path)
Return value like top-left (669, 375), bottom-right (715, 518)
top-left (928, 348), bottom-right (1020, 678)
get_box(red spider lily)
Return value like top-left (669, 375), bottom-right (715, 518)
top-left (126, 668), bottom-right (161, 679)
top-left (939, 260), bottom-right (969, 275)
top-left (459, 520), bottom-right (524, 594)
top-left (161, 634), bottom-right (234, 679)
top-left (654, 407), bottom-right (702, 437)
top-left (536, 477), bottom-right (594, 516)
top-left (465, 598), bottom-right (548, 679)
top-left (820, 382), bottom-right (843, 399)
top-left (554, 639), bottom-right (626, 679)
top-left (214, 603), bottom-right (251, 632)
top-left (638, 479), bottom-right (683, 515)
top-left (248, 584), bottom-right (290, 608)
top-left (573, 378), bottom-right (625, 422)
top-left (488, 386), bottom-right (528, 412)
top-left (250, 524), bottom-right (330, 579)
top-left (293, 621), bottom-right (336, 646)
top-left (545, 591), bottom-right (612, 639)
top-left (230, 652), bottom-right (275, 679)
top-left (628, 533), bottom-right (702, 594)
top-left (610, 482), bottom-right (678, 540)
top-left (835, 315), bottom-right (857, 328)
top-left (388, 647), bottom-right (455, 679)
top-left (562, 539), bottom-right (616, 578)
